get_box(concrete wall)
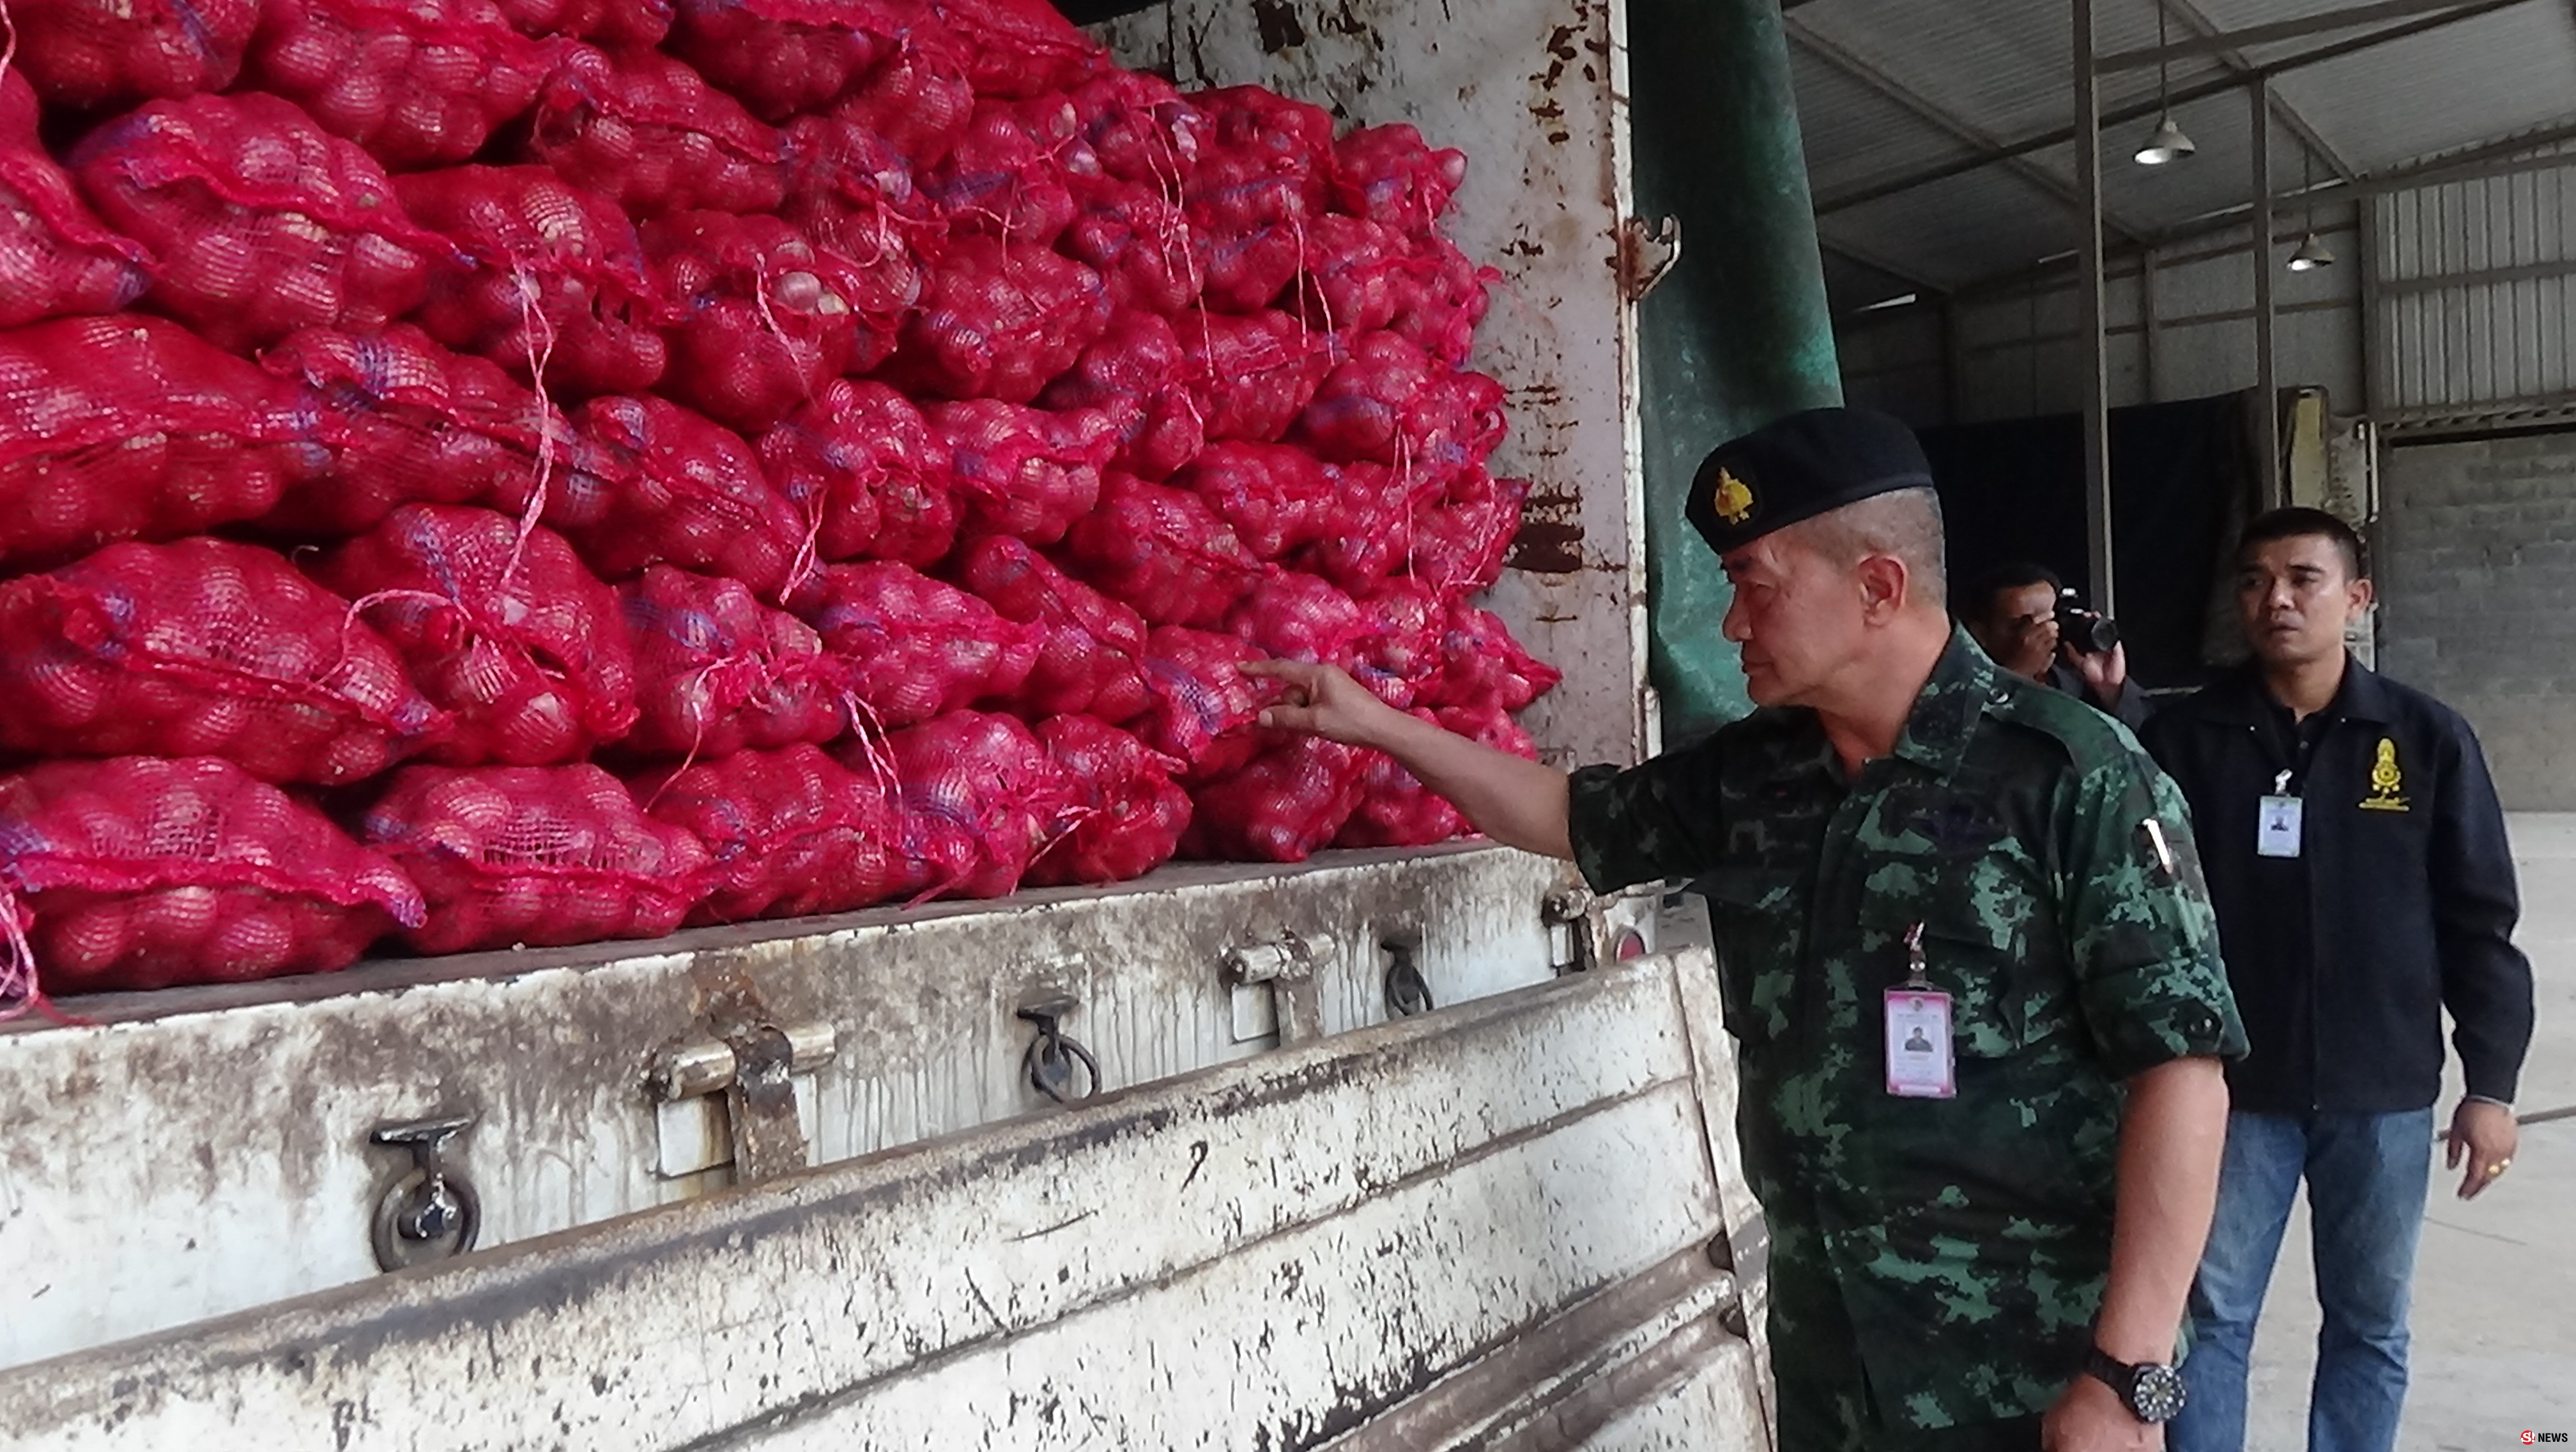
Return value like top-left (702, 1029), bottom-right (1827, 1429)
top-left (2377, 428), bottom-right (2576, 810)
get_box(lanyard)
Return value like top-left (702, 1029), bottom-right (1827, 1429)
top-left (2258, 707), bottom-right (2330, 796)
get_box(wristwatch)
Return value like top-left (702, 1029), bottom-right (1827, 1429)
top-left (2082, 1346), bottom-right (2187, 1423)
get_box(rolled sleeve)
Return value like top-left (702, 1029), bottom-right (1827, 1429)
top-left (1564, 736), bottom-right (1733, 894)
top-left (2062, 748), bottom-right (2248, 1080)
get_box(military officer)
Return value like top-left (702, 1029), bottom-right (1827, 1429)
top-left (1248, 407), bottom-right (2246, 1452)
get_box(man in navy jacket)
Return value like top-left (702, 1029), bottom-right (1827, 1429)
top-left (2143, 507), bottom-right (2534, 1452)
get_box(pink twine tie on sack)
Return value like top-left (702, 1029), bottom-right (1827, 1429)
top-left (1031, 799), bottom-right (1098, 865)
top-left (502, 263), bottom-right (562, 595)
top-left (640, 658), bottom-right (731, 810)
top-left (747, 264), bottom-right (818, 415)
top-left (0, 0), bottom-right (20, 94)
top-left (835, 686), bottom-right (900, 801)
top-left (334, 586), bottom-right (456, 676)
top-left (1137, 123), bottom-right (1205, 302)
top-left (0, 881), bottom-right (38, 1021)
top-left (0, 881), bottom-right (88, 1028)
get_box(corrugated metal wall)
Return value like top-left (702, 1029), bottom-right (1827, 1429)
top-left (1832, 218), bottom-right (2365, 428)
top-left (2372, 146), bottom-right (2576, 429)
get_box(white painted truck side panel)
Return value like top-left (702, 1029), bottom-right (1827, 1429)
top-left (0, 848), bottom-right (1574, 1368)
top-left (0, 952), bottom-right (1766, 1451)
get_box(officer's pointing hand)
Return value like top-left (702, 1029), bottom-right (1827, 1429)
top-left (1241, 659), bottom-right (1398, 747)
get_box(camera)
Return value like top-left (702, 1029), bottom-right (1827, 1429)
top-left (2056, 588), bottom-right (2120, 655)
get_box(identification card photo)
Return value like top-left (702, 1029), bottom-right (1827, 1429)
top-left (2257, 794), bottom-right (2303, 859)
top-left (1883, 988), bottom-right (1956, 1099)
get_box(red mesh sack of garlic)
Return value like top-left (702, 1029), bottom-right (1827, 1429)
top-left (245, 0), bottom-right (555, 171)
top-left (1181, 307), bottom-right (1331, 444)
top-left (644, 211), bottom-right (877, 434)
top-left (1347, 576), bottom-right (1442, 708)
top-left (1332, 123), bottom-right (1466, 236)
top-left (1172, 440), bottom-right (1335, 561)
top-left (795, 561), bottom-right (1038, 729)
top-left (395, 164), bottom-right (666, 396)
top-left (1059, 181), bottom-right (1200, 319)
top-left (925, 398), bottom-right (1116, 548)
top-left (617, 565), bottom-right (846, 760)
top-left (1225, 568), bottom-right (1375, 674)
top-left (1060, 473), bottom-right (1262, 629)
top-left (1385, 233), bottom-right (1496, 370)
top-left (492, 0), bottom-right (668, 45)
top-left (8, 0), bottom-right (259, 109)
top-left (1130, 624), bottom-right (1276, 783)
top-left (1333, 700), bottom-right (1538, 850)
top-left (1181, 733), bottom-right (1365, 864)
top-left (0, 73), bottom-right (149, 329)
top-left (1183, 86), bottom-right (1334, 315)
top-left (666, 0), bottom-right (904, 125)
top-left (257, 321), bottom-right (588, 536)
top-left (1024, 714), bottom-right (1188, 888)
top-left (1287, 213), bottom-right (1410, 336)
top-left (0, 757), bottom-right (423, 1003)
top-left (1054, 72), bottom-right (1202, 308)
top-left (363, 762), bottom-right (708, 952)
top-left (855, 709), bottom-right (1068, 901)
top-left (1409, 466), bottom-right (1528, 600)
top-left (877, 233), bottom-right (1109, 405)
top-left (1413, 367), bottom-right (1510, 476)
top-left (827, 16), bottom-right (972, 168)
top-left (1068, 70), bottom-right (1201, 192)
top-left (1333, 708), bottom-right (1462, 849)
top-left (0, 537), bottom-right (450, 784)
top-left (632, 743), bottom-right (904, 923)
top-left (0, 316), bottom-right (301, 571)
top-left (913, 0), bottom-right (1103, 100)
top-left (313, 503), bottom-right (638, 764)
top-left (70, 93), bottom-right (452, 353)
top-left (921, 95), bottom-right (1081, 248)
top-left (1294, 338), bottom-right (1507, 483)
top-left (758, 378), bottom-right (959, 571)
top-left (947, 533), bottom-right (1149, 722)
top-left (1421, 599), bottom-right (1563, 713)
top-left (1294, 460), bottom-right (1440, 593)
top-left (777, 115), bottom-right (936, 328)
top-left (553, 394), bottom-right (807, 600)
top-left (528, 47), bottom-right (786, 219)
top-left (1038, 311), bottom-right (1204, 483)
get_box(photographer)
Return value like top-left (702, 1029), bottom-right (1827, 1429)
top-left (1963, 561), bottom-right (2150, 731)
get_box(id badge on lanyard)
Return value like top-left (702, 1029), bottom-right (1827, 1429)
top-left (2258, 769), bottom-right (2303, 859)
top-left (1885, 921), bottom-right (1956, 1099)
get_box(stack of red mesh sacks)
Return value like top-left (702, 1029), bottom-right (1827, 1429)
top-left (0, 0), bottom-right (1557, 1016)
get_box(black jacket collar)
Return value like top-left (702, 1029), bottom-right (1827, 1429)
top-left (2200, 653), bottom-right (2393, 727)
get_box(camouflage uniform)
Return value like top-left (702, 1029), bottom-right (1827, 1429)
top-left (1567, 629), bottom-right (2244, 1448)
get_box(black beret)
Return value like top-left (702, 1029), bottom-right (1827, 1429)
top-left (1685, 406), bottom-right (1936, 557)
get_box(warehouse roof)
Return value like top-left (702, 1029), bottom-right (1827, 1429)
top-left (1788, 0), bottom-right (2576, 307)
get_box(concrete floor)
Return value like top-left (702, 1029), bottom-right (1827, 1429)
top-left (2234, 814), bottom-right (2576, 1449)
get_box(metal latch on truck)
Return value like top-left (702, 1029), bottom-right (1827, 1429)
top-left (648, 1019), bottom-right (840, 1184)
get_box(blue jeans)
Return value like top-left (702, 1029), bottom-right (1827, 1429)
top-left (2171, 1109), bottom-right (2435, 1452)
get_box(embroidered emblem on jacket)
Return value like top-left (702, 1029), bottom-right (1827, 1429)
top-left (2361, 736), bottom-right (2410, 812)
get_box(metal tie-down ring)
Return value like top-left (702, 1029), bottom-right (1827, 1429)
top-left (369, 1114), bottom-right (482, 1272)
top-left (1016, 996), bottom-right (1101, 1104)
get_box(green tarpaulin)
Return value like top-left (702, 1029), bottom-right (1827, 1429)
top-left (1627, 0), bottom-right (1843, 741)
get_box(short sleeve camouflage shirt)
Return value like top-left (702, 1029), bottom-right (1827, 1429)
top-left (1566, 629), bottom-right (2244, 1430)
